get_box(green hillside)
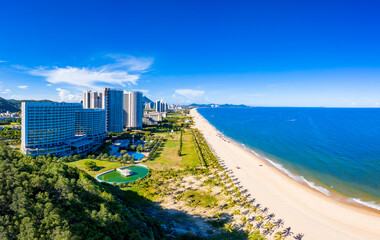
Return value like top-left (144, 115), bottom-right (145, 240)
top-left (0, 98), bottom-right (54, 113)
top-left (0, 97), bottom-right (19, 112)
top-left (0, 145), bottom-right (164, 239)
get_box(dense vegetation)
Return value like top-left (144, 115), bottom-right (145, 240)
top-left (0, 145), bottom-right (164, 240)
top-left (0, 128), bottom-right (21, 143)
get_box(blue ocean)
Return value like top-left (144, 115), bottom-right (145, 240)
top-left (197, 107), bottom-right (380, 210)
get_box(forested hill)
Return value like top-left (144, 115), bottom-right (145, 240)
top-left (0, 97), bottom-right (19, 112)
top-left (0, 97), bottom-right (54, 113)
top-left (0, 145), bottom-right (163, 239)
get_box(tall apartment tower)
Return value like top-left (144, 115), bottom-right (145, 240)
top-left (155, 100), bottom-right (162, 112)
top-left (123, 91), bottom-right (143, 129)
top-left (83, 90), bottom-right (102, 109)
top-left (83, 90), bottom-right (91, 108)
top-left (103, 88), bottom-right (124, 133)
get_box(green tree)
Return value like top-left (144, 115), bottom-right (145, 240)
top-left (84, 160), bottom-right (97, 170)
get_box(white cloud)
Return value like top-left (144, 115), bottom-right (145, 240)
top-left (1, 89), bottom-right (11, 94)
top-left (174, 89), bottom-right (205, 98)
top-left (46, 84), bottom-right (52, 87)
top-left (0, 60), bottom-right (7, 63)
top-left (56, 88), bottom-right (81, 102)
top-left (17, 85), bottom-right (28, 89)
top-left (29, 56), bottom-right (153, 89)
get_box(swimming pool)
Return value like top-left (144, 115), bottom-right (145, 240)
top-left (96, 165), bottom-right (149, 184)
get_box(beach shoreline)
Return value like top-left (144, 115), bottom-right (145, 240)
top-left (190, 108), bottom-right (380, 240)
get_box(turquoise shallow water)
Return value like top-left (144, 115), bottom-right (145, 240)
top-left (198, 107), bottom-right (380, 210)
top-left (97, 165), bottom-right (149, 183)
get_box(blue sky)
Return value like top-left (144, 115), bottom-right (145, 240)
top-left (0, 0), bottom-right (380, 107)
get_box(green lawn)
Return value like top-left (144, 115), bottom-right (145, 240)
top-left (144, 131), bottom-right (198, 170)
top-left (65, 159), bottom-right (121, 177)
top-left (180, 131), bottom-right (198, 168)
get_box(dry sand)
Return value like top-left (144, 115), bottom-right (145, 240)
top-left (190, 108), bottom-right (380, 240)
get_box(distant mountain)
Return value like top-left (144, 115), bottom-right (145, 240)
top-left (0, 97), bottom-right (19, 112)
top-left (142, 96), bottom-right (153, 104)
top-left (0, 97), bottom-right (54, 112)
top-left (188, 103), bottom-right (251, 108)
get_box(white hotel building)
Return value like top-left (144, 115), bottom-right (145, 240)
top-left (21, 102), bottom-right (106, 157)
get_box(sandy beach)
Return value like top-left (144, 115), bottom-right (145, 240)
top-left (190, 108), bottom-right (380, 240)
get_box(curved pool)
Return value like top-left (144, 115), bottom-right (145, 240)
top-left (96, 165), bottom-right (149, 184)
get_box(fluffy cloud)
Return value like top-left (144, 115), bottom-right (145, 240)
top-left (29, 56), bottom-right (153, 89)
top-left (17, 85), bottom-right (28, 89)
top-left (56, 88), bottom-right (81, 102)
top-left (1, 89), bottom-right (11, 94)
top-left (174, 89), bottom-right (205, 98)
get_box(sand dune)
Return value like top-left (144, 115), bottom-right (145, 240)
top-left (190, 108), bottom-right (380, 240)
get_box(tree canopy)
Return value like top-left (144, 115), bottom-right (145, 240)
top-left (0, 144), bottom-right (163, 239)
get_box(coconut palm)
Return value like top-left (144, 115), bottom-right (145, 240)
top-left (255, 215), bottom-right (264, 223)
top-left (274, 219), bottom-right (285, 229)
top-left (223, 223), bottom-right (234, 240)
top-left (255, 221), bottom-right (264, 230)
top-left (282, 227), bottom-right (294, 237)
top-left (273, 231), bottom-right (285, 240)
top-left (265, 213), bottom-right (275, 221)
top-left (261, 207), bottom-right (269, 215)
top-left (294, 233), bottom-right (305, 240)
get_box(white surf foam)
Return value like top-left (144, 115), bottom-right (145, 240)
top-left (262, 157), bottom-right (331, 196)
top-left (351, 198), bottom-right (380, 211)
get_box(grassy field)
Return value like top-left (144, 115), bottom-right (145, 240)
top-left (65, 159), bottom-right (121, 177)
top-left (144, 131), bottom-right (198, 170)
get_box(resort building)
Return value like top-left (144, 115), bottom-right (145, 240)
top-left (75, 108), bottom-right (107, 144)
top-left (21, 102), bottom-right (82, 156)
top-left (143, 111), bottom-right (167, 125)
top-left (123, 91), bottom-right (143, 129)
top-left (103, 88), bottom-right (124, 133)
top-left (21, 102), bottom-right (107, 157)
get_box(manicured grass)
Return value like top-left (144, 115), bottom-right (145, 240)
top-left (144, 134), bottom-right (181, 170)
top-left (180, 131), bottom-right (199, 168)
top-left (144, 131), bottom-right (199, 170)
top-left (65, 159), bottom-right (121, 177)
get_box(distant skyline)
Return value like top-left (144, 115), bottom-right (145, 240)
top-left (1, 0), bottom-right (380, 107)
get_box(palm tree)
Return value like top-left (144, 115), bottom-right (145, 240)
top-left (255, 215), bottom-right (264, 223)
top-left (265, 213), bottom-right (275, 221)
top-left (294, 233), bottom-right (305, 240)
top-left (273, 231), bottom-right (285, 240)
top-left (273, 219), bottom-right (285, 229)
top-left (255, 221), bottom-right (264, 230)
top-left (261, 207), bottom-right (269, 215)
top-left (282, 227), bottom-right (294, 238)
top-left (223, 223), bottom-right (234, 240)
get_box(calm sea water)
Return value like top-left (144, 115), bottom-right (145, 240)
top-left (197, 107), bottom-right (380, 210)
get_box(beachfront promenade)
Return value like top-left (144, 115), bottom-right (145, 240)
top-left (190, 109), bottom-right (380, 240)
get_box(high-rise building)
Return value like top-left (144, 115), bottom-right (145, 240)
top-left (75, 109), bottom-right (107, 144)
top-left (155, 100), bottom-right (162, 112)
top-left (103, 88), bottom-right (124, 133)
top-left (83, 90), bottom-right (102, 109)
top-left (83, 90), bottom-right (91, 109)
top-left (155, 100), bottom-right (168, 113)
top-left (123, 91), bottom-right (143, 129)
top-left (22, 102), bottom-right (107, 157)
top-left (21, 102), bottom-right (82, 156)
